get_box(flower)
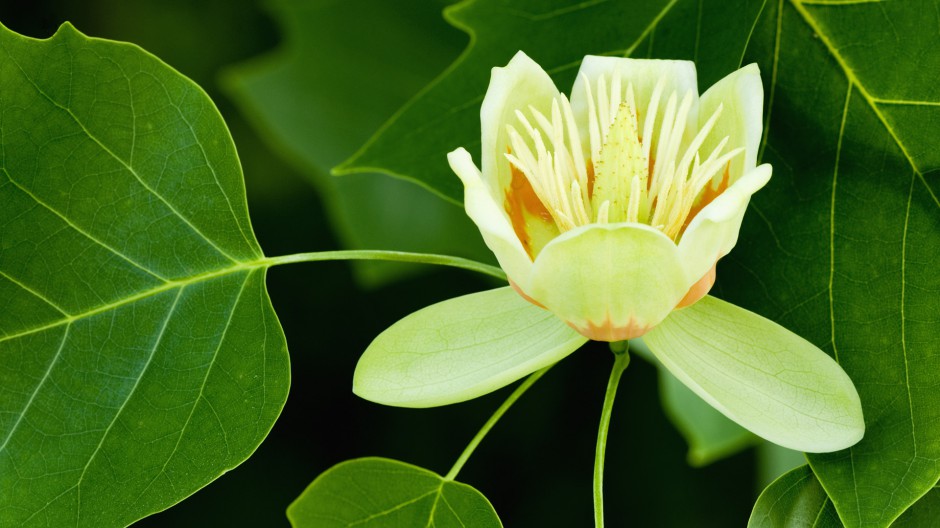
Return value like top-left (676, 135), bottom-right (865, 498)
top-left (447, 52), bottom-right (770, 341)
top-left (354, 53), bottom-right (863, 453)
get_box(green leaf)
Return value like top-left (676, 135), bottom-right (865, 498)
top-left (643, 296), bottom-right (864, 453)
top-left (337, 0), bottom-right (768, 202)
top-left (224, 0), bottom-right (495, 286)
top-left (339, 1), bottom-right (940, 525)
top-left (748, 465), bottom-right (842, 528)
top-left (632, 339), bottom-right (758, 467)
top-left (735, 2), bottom-right (940, 526)
top-left (892, 487), bottom-right (940, 528)
top-left (751, 467), bottom-right (940, 528)
top-left (287, 457), bottom-right (502, 528)
top-left (0, 23), bottom-right (289, 526)
top-left (354, 287), bottom-right (586, 407)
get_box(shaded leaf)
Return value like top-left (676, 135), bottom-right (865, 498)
top-left (287, 458), bottom-right (502, 528)
top-left (0, 23), bottom-right (289, 526)
top-left (224, 0), bottom-right (494, 286)
top-left (337, 0), bottom-right (768, 202)
top-left (748, 465), bottom-right (842, 528)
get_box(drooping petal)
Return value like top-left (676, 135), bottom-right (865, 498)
top-left (677, 164), bottom-right (772, 285)
top-left (449, 148), bottom-right (533, 283)
top-left (569, 56), bottom-right (699, 161)
top-left (481, 50), bottom-right (560, 192)
top-left (353, 287), bottom-right (588, 408)
top-left (524, 223), bottom-right (691, 341)
top-left (697, 63), bottom-right (764, 182)
top-left (644, 296), bottom-right (864, 453)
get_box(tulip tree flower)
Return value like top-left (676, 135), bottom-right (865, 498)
top-left (355, 52), bottom-right (864, 453)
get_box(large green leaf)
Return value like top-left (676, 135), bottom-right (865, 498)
top-left (338, 1), bottom-right (940, 525)
top-left (224, 0), bottom-right (494, 286)
top-left (287, 458), bottom-right (502, 528)
top-left (739, 2), bottom-right (940, 526)
top-left (0, 23), bottom-right (289, 526)
top-left (750, 467), bottom-right (940, 528)
top-left (336, 0), bottom-right (768, 201)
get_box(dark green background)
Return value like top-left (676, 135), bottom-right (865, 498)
top-left (0, 1), bottom-right (756, 526)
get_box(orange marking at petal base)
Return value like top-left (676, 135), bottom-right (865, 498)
top-left (505, 155), bottom-right (552, 260)
top-left (569, 316), bottom-right (652, 342)
top-left (509, 279), bottom-right (546, 309)
top-left (586, 160), bottom-right (596, 199)
top-left (676, 264), bottom-right (717, 309)
top-left (683, 162), bottom-right (731, 232)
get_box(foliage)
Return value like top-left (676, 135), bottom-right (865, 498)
top-left (0, 23), bottom-right (289, 526)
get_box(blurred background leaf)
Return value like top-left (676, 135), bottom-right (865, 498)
top-left (224, 0), bottom-right (495, 286)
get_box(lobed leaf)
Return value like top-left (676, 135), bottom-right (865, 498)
top-left (0, 23), bottom-right (289, 526)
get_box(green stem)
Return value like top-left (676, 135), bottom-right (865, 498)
top-left (445, 366), bottom-right (551, 481)
top-left (594, 346), bottom-right (630, 528)
top-left (262, 250), bottom-right (506, 280)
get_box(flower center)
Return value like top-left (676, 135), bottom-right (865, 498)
top-left (505, 74), bottom-right (743, 241)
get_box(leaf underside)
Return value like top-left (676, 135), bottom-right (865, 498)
top-left (0, 23), bottom-right (289, 527)
top-left (340, 0), bottom-right (940, 525)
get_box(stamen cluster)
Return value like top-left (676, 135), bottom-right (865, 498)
top-left (505, 74), bottom-right (743, 241)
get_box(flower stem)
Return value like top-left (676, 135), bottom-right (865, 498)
top-left (262, 250), bottom-right (506, 280)
top-left (595, 345), bottom-right (630, 528)
top-left (445, 366), bottom-right (551, 481)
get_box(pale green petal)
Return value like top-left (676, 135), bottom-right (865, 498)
top-left (525, 223), bottom-right (690, 341)
top-left (678, 164), bottom-right (772, 282)
top-left (569, 56), bottom-right (698, 160)
top-left (644, 296), bottom-right (864, 453)
top-left (448, 148), bottom-right (532, 283)
top-left (697, 63), bottom-right (764, 180)
top-left (481, 51), bottom-right (560, 192)
top-left (354, 287), bottom-right (587, 408)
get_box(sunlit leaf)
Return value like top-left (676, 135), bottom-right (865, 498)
top-left (354, 287), bottom-right (586, 407)
top-left (224, 0), bottom-right (494, 286)
top-left (287, 458), bottom-right (502, 528)
top-left (0, 23), bottom-right (289, 526)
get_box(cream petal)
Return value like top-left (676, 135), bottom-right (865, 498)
top-left (644, 296), bottom-right (864, 453)
top-left (448, 148), bottom-right (533, 283)
top-left (524, 223), bottom-right (691, 341)
top-left (354, 287), bottom-right (588, 408)
top-left (697, 63), bottom-right (764, 181)
top-left (569, 56), bottom-right (699, 160)
top-left (481, 51), bottom-right (560, 192)
top-left (678, 164), bottom-right (772, 283)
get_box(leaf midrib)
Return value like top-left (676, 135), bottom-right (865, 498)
top-left (0, 259), bottom-right (265, 344)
